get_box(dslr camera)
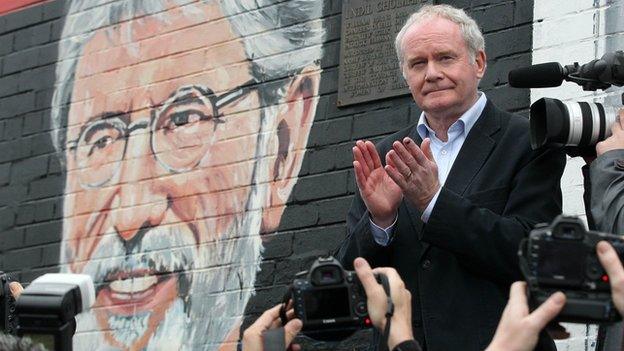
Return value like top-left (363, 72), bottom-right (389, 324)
top-left (519, 215), bottom-right (624, 323)
top-left (292, 257), bottom-right (372, 341)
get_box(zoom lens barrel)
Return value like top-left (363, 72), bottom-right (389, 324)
top-left (529, 97), bottom-right (619, 149)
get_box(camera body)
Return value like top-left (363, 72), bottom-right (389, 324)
top-left (520, 215), bottom-right (624, 323)
top-left (292, 257), bottom-right (372, 339)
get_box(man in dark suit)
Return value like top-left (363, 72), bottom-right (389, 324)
top-left (337, 4), bottom-right (566, 351)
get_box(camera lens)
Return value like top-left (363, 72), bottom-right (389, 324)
top-left (529, 97), bottom-right (619, 148)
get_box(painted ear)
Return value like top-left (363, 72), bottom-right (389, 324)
top-left (261, 67), bottom-right (321, 234)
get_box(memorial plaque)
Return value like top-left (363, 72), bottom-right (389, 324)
top-left (338, 0), bottom-right (432, 107)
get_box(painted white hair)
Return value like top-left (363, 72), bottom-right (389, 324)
top-left (394, 4), bottom-right (485, 67)
top-left (50, 0), bottom-right (325, 162)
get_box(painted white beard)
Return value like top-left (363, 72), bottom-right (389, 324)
top-left (62, 186), bottom-right (265, 351)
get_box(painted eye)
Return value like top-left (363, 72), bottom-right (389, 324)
top-left (164, 110), bottom-right (210, 131)
top-left (84, 128), bottom-right (122, 157)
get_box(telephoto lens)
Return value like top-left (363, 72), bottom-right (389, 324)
top-left (529, 97), bottom-right (620, 153)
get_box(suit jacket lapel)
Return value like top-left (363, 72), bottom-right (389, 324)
top-left (444, 100), bottom-right (500, 196)
top-left (405, 101), bottom-right (501, 262)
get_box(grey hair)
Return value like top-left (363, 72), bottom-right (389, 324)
top-left (50, 0), bottom-right (325, 161)
top-left (394, 4), bottom-right (485, 68)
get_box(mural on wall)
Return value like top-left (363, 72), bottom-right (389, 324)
top-left (49, 0), bottom-right (325, 350)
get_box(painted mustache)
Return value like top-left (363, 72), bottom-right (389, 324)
top-left (79, 223), bottom-right (197, 297)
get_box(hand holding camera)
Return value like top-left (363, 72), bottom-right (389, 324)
top-left (597, 240), bottom-right (624, 315)
top-left (353, 257), bottom-right (414, 350)
top-left (242, 257), bottom-right (418, 351)
top-left (241, 304), bottom-right (302, 351)
top-left (486, 282), bottom-right (565, 351)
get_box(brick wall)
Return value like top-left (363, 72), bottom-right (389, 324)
top-left (0, 0), bottom-right (609, 350)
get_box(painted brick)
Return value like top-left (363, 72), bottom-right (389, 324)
top-left (261, 232), bottom-right (294, 259)
top-left (317, 195), bottom-right (353, 225)
top-left (22, 110), bottom-right (43, 135)
top-left (3, 117), bottom-right (22, 140)
top-left (0, 32), bottom-right (13, 57)
top-left (11, 154), bottom-right (48, 183)
top-left (24, 220), bottom-right (61, 246)
top-left (2, 47), bottom-right (39, 75)
top-left (33, 198), bottom-right (56, 222)
top-left (29, 132), bottom-right (55, 156)
top-left (470, 2), bottom-right (514, 33)
top-left (4, 247), bottom-right (41, 271)
top-left (278, 203), bottom-right (318, 230)
top-left (20, 266), bottom-right (58, 284)
top-left (41, 242), bottom-right (60, 266)
top-left (3, 5), bottom-right (43, 32)
top-left (352, 105), bottom-right (410, 139)
top-left (0, 163), bottom-right (10, 186)
top-left (485, 26), bottom-right (532, 59)
top-left (0, 184), bottom-right (27, 207)
top-left (293, 170), bottom-right (349, 202)
top-left (0, 74), bottom-right (19, 99)
top-left (15, 203), bottom-right (35, 225)
top-left (27, 174), bottom-right (64, 200)
top-left (308, 116), bottom-right (352, 147)
top-left (0, 207), bottom-right (15, 232)
top-left (0, 228), bottom-right (23, 251)
top-left (514, 0), bottom-right (532, 25)
top-left (42, 0), bottom-right (66, 21)
top-left (18, 65), bottom-right (56, 91)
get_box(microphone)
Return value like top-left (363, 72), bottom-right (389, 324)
top-left (508, 51), bottom-right (624, 91)
top-left (508, 62), bottom-right (566, 88)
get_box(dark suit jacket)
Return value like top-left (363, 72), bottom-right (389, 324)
top-left (338, 101), bottom-right (566, 351)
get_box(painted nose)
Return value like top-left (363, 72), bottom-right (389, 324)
top-left (113, 129), bottom-right (167, 242)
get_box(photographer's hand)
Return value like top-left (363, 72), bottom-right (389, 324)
top-left (486, 282), bottom-right (565, 351)
top-left (9, 282), bottom-right (23, 299)
top-left (597, 241), bottom-right (624, 316)
top-left (354, 257), bottom-right (414, 350)
top-left (242, 304), bottom-right (302, 351)
top-left (596, 109), bottom-right (624, 156)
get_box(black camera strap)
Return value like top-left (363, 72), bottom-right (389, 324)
top-left (376, 273), bottom-right (395, 351)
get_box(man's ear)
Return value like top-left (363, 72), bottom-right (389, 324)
top-left (475, 49), bottom-right (487, 79)
top-left (261, 67), bottom-right (321, 233)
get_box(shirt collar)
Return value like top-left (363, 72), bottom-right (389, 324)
top-left (416, 92), bottom-right (488, 141)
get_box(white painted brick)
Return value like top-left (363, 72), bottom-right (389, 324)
top-left (534, 0), bottom-right (597, 20)
top-left (533, 11), bottom-right (598, 50)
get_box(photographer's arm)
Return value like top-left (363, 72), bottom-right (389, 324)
top-left (591, 109), bottom-right (624, 234)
